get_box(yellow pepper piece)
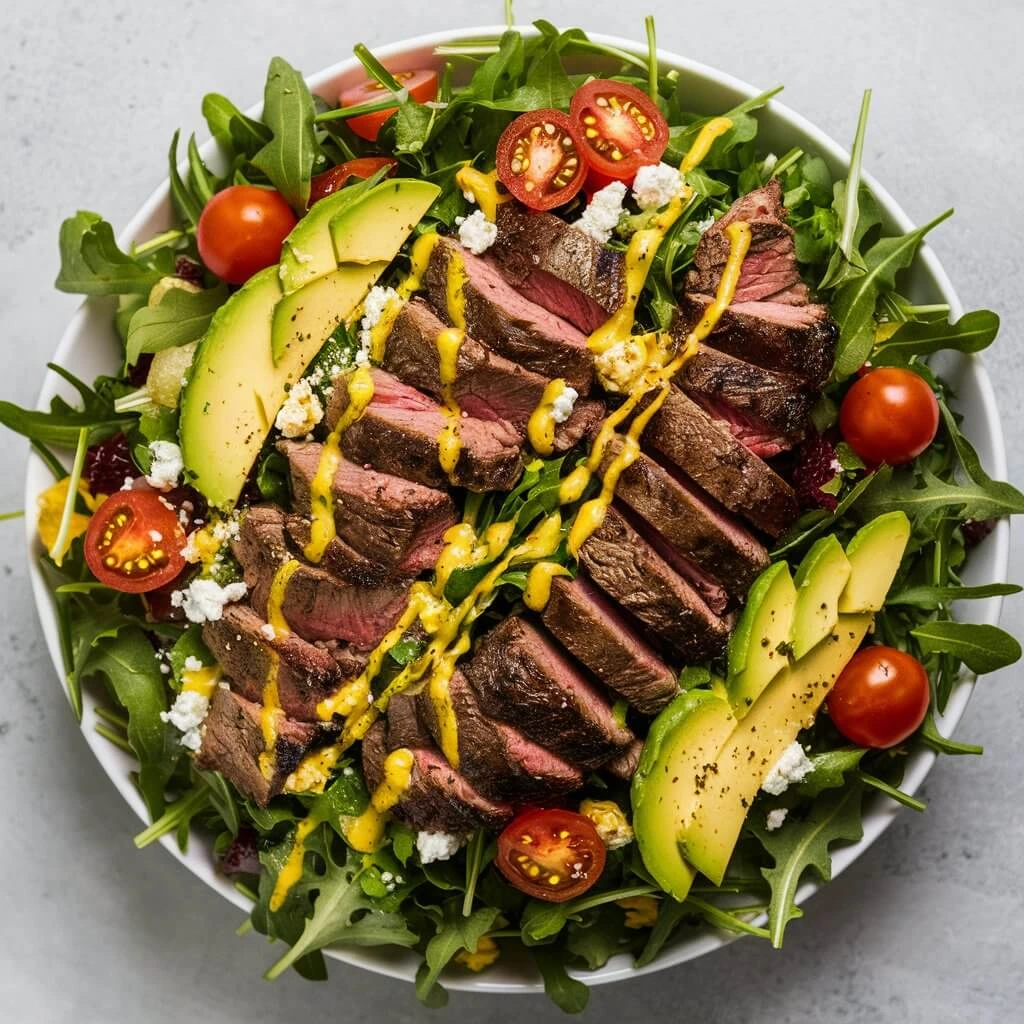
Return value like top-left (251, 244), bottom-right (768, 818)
top-left (455, 934), bottom-right (500, 971)
top-left (617, 895), bottom-right (660, 929)
top-left (37, 478), bottom-right (100, 554)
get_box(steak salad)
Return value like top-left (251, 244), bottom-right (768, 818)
top-left (5, 13), bottom-right (1023, 1012)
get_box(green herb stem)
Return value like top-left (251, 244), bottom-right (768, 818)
top-left (855, 771), bottom-right (927, 812)
top-left (314, 95), bottom-right (410, 124)
top-left (95, 723), bottom-right (133, 753)
top-left (48, 427), bottom-right (88, 566)
top-left (95, 705), bottom-right (130, 729)
top-left (0, 509), bottom-right (25, 521)
top-left (838, 89), bottom-right (872, 261)
top-left (683, 896), bottom-right (772, 939)
top-left (31, 441), bottom-right (66, 480)
top-left (113, 388), bottom-right (155, 414)
top-left (504, 0), bottom-right (514, 28)
top-left (644, 16), bottom-right (658, 101)
top-left (353, 43), bottom-right (405, 94)
top-left (131, 228), bottom-right (188, 257)
top-left (134, 787), bottom-right (211, 849)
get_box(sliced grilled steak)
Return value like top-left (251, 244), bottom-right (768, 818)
top-left (202, 603), bottom-right (342, 721)
top-left (418, 670), bottom-right (585, 801)
top-left (362, 720), bottom-right (513, 832)
top-left (492, 202), bottom-right (625, 333)
top-left (196, 686), bottom-right (320, 806)
top-left (604, 739), bottom-right (644, 781)
top-left (382, 297), bottom-right (605, 453)
top-left (465, 616), bottom-right (634, 769)
top-left (643, 385), bottom-right (799, 538)
top-left (541, 575), bottom-right (678, 715)
top-left (578, 504), bottom-right (731, 662)
top-left (386, 692), bottom-right (436, 750)
top-left (422, 236), bottom-right (594, 393)
top-left (282, 439), bottom-right (456, 575)
top-left (233, 506), bottom-right (410, 648)
top-left (601, 439), bottom-right (769, 597)
top-left (327, 368), bottom-right (524, 492)
top-left (284, 515), bottom-right (388, 587)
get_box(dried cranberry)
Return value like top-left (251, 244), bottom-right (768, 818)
top-left (142, 568), bottom-right (192, 622)
top-left (174, 255), bottom-right (205, 287)
top-left (961, 518), bottom-right (996, 549)
top-left (220, 828), bottom-right (261, 878)
top-left (127, 353), bottom-right (153, 388)
top-left (792, 431), bottom-right (841, 511)
top-left (161, 484), bottom-right (209, 535)
top-left (84, 433), bottom-right (137, 497)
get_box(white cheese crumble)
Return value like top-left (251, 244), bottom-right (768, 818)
top-left (695, 213), bottom-right (716, 235)
top-left (550, 385), bottom-right (579, 425)
top-left (416, 831), bottom-right (465, 865)
top-left (275, 379), bottom-right (324, 439)
top-left (632, 162), bottom-right (685, 210)
top-left (183, 655), bottom-right (204, 673)
top-left (357, 285), bottom-right (401, 364)
top-left (576, 181), bottom-right (628, 243)
top-left (145, 441), bottom-right (183, 490)
top-left (762, 741), bottom-right (814, 796)
top-left (259, 623), bottom-right (277, 641)
top-left (170, 578), bottom-right (248, 624)
top-left (766, 808), bottom-right (789, 832)
top-left (160, 690), bottom-right (210, 752)
top-left (594, 337), bottom-right (648, 393)
top-left (456, 209), bottom-right (498, 255)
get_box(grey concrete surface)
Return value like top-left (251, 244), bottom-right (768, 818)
top-left (1, 1), bottom-right (1021, 1021)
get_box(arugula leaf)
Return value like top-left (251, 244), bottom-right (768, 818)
top-left (520, 884), bottom-right (657, 945)
top-left (911, 621), bottom-right (1021, 675)
top-left (886, 581), bottom-right (1020, 610)
top-left (635, 898), bottom-right (691, 967)
top-left (252, 57), bottom-right (319, 213)
top-left (858, 467), bottom-right (1024, 523)
top-left (55, 211), bottom-right (163, 296)
top-left (872, 310), bottom-right (1000, 364)
top-left (920, 710), bottom-right (983, 756)
top-left (534, 947), bottom-right (590, 1013)
top-left (168, 130), bottom-right (203, 227)
top-left (202, 92), bottom-right (272, 159)
top-left (564, 906), bottom-right (627, 970)
top-left (415, 900), bottom-right (501, 1006)
top-left (125, 283), bottom-right (227, 364)
top-left (482, 29), bottom-right (575, 111)
top-left (796, 748), bottom-right (867, 798)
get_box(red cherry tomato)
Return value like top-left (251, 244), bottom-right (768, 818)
top-left (84, 491), bottom-right (187, 594)
top-left (496, 110), bottom-right (587, 212)
top-left (196, 185), bottom-right (297, 285)
top-left (308, 157), bottom-right (398, 206)
top-left (569, 79), bottom-right (669, 182)
top-left (827, 646), bottom-right (931, 749)
top-left (339, 69), bottom-right (438, 141)
top-left (839, 367), bottom-right (939, 465)
top-left (496, 808), bottom-right (606, 903)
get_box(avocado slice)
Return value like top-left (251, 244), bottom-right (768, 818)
top-left (791, 535), bottom-right (852, 659)
top-left (330, 179), bottom-right (441, 263)
top-left (271, 262), bottom-right (387, 366)
top-left (837, 511), bottom-right (911, 613)
top-left (682, 613), bottom-right (872, 885)
top-left (632, 689), bottom-right (737, 901)
top-left (726, 562), bottom-right (797, 716)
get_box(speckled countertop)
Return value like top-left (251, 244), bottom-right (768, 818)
top-left (1, 2), bottom-right (1021, 1021)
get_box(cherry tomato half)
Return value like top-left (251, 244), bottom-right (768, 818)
top-left (569, 79), bottom-right (669, 181)
top-left (839, 367), bottom-right (939, 466)
top-left (308, 157), bottom-right (398, 206)
top-left (827, 646), bottom-right (931, 749)
top-left (339, 69), bottom-right (438, 142)
top-left (496, 110), bottom-right (587, 212)
top-left (196, 185), bottom-right (297, 285)
top-left (496, 808), bottom-right (606, 903)
top-left (84, 490), bottom-right (187, 594)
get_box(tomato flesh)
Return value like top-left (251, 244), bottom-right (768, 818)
top-left (496, 110), bottom-right (586, 212)
top-left (570, 79), bottom-right (669, 181)
top-left (496, 808), bottom-right (606, 902)
top-left (308, 157), bottom-right (397, 206)
top-left (85, 490), bottom-right (187, 594)
top-left (839, 367), bottom-right (939, 466)
top-left (827, 646), bottom-right (931, 749)
top-left (196, 185), bottom-right (297, 285)
top-left (339, 69), bottom-right (438, 141)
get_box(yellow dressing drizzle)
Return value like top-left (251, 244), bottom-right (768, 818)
top-left (454, 167), bottom-right (511, 221)
top-left (523, 561), bottom-right (571, 611)
top-left (181, 664), bottom-right (220, 699)
top-left (258, 558), bottom-right (301, 780)
top-left (303, 365), bottom-right (376, 564)
top-left (269, 815), bottom-right (318, 911)
top-left (436, 327), bottom-right (466, 479)
top-left (679, 116), bottom-right (733, 174)
top-left (285, 744), bottom-right (342, 794)
top-left (343, 748), bottom-right (415, 853)
top-left (427, 631), bottom-right (471, 767)
top-left (527, 378), bottom-right (569, 456)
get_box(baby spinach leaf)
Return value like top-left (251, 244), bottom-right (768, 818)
top-left (55, 211), bottom-right (163, 296)
top-left (911, 621), bottom-right (1021, 675)
top-left (125, 283), bottom-right (227, 364)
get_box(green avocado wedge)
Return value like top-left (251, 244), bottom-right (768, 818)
top-left (632, 689), bottom-right (737, 901)
top-left (791, 535), bottom-right (853, 659)
top-left (330, 178), bottom-right (441, 264)
top-left (837, 511), bottom-right (911, 613)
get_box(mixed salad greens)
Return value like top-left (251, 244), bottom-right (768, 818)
top-left (3, 8), bottom-right (1023, 1013)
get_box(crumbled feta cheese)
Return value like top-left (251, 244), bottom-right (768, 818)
top-left (594, 337), bottom-right (648, 393)
top-left (357, 285), bottom-right (401, 364)
top-left (170, 578), bottom-right (248, 624)
top-left (160, 690), bottom-right (210, 752)
top-left (259, 623), bottom-right (277, 641)
top-left (462, 188), bottom-right (477, 204)
top-left (580, 799), bottom-right (634, 850)
top-left (632, 162), bottom-right (684, 210)
top-left (121, 476), bottom-right (134, 491)
top-left (695, 213), bottom-right (716, 235)
top-left (456, 209), bottom-right (498, 255)
top-left (576, 181), bottom-right (628, 243)
top-left (550, 385), bottom-right (579, 425)
top-left (275, 379), bottom-right (324, 439)
top-left (183, 655), bottom-right (204, 673)
top-left (145, 441), bottom-right (183, 490)
top-left (416, 830), bottom-right (465, 865)
top-left (766, 808), bottom-right (789, 832)
top-left (762, 741), bottom-right (814, 796)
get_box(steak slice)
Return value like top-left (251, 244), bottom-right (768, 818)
top-left (282, 439), bottom-right (456, 576)
top-left (362, 721), bottom-right (513, 832)
top-left (602, 440), bottom-right (769, 598)
top-left (382, 297), bottom-right (605, 453)
top-left (541, 574), bottom-right (678, 715)
top-left (578, 504), bottom-right (731, 663)
top-left (492, 202), bottom-right (626, 333)
top-left (202, 603), bottom-right (342, 721)
top-left (418, 670), bottom-right (585, 801)
top-left (604, 739), bottom-right (644, 781)
top-left (386, 692), bottom-right (436, 750)
top-left (233, 506), bottom-right (410, 649)
top-left (465, 616), bottom-right (634, 769)
top-left (196, 686), bottom-right (320, 806)
top-left (679, 293), bottom-right (838, 388)
top-left (422, 236), bottom-right (594, 393)
top-left (327, 368), bottom-right (524, 492)
top-left (643, 385), bottom-right (799, 538)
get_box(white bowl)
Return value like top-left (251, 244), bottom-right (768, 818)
top-left (24, 25), bottom-right (1010, 995)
